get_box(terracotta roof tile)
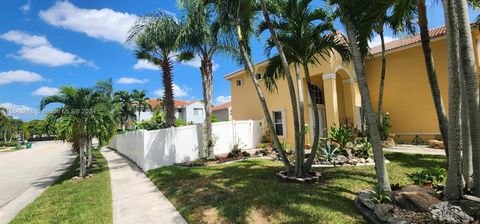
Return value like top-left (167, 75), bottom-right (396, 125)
top-left (146, 99), bottom-right (194, 109)
top-left (212, 102), bottom-right (231, 111)
top-left (370, 26), bottom-right (447, 55)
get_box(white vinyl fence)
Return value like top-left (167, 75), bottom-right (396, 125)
top-left (108, 120), bottom-right (262, 171)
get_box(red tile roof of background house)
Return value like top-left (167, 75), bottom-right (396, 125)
top-left (212, 102), bottom-right (231, 111)
top-left (370, 26), bottom-right (447, 55)
top-left (146, 99), bottom-right (195, 109)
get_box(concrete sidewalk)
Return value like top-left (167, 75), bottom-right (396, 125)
top-left (101, 147), bottom-right (187, 224)
top-left (384, 144), bottom-right (446, 155)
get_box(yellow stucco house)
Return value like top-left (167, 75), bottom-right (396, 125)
top-left (224, 26), bottom-right (480, 145)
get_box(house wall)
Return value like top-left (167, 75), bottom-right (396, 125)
top-left (365, 33), bottom-right (480, 143)
top-left (213, 109), bottom-right (231, 121)
top-left (184, 101), bottom-right (206, 124)
top-left (229, 53), bottom-right (357, 146)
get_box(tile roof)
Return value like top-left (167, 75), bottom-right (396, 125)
top-left (212, 102), bottom-right (231, 111)
top-left (370, 26), bottom-right (447, 55)
top-left (146, 99), bottom-right (195, 109)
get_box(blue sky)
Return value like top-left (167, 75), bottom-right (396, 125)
top-left (0, 0), bottom-right (478, 121)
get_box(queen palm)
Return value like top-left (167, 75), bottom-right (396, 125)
top-left (113, 90), bottom-right (136, 130)
top-left (131, 89), bottom-right (151, 123)
top-left (455, 0), bottom-right (480, 196)
top-left (260, 0), bottom-right (351, 175)
top-left (41, 87), bottom-right (112, 177)
top-left (328, 0), bottom-right (391, 192)
top-left (0, 107), bottom-right (6, 121)
top-left (177, 0), bottom-right (231, 158)
top-left (209, 0), bottom-right (292, 173)
top-left (127, 12), bottom-right (181, 127)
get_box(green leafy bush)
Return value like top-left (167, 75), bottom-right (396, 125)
top-left (378, 112), bottom-right (392, 140)
top-left (407, 166), bottom-right (446, 185)
top-left (353, 138), bottom-right (373, 159)
top-left (329, 124), bottom-right (356, 157)
top-left (370, 186), bottom-right (392, 204)
top-left (0, 142), bottom-right (18, 147)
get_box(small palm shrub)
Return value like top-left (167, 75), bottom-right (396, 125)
top-left (370, 186), bottom-right (392, 204)
top-left (378, 112), bottom-right (392, 140)
top-left (329, 124), bottom-right (356, 158)
top-left (353, 137), bottom-right (373, 159)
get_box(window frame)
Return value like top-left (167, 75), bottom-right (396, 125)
top-left (272, 109), bottom-right (286, 137)
top-left (235, 79), bottom-right (243, 87)
top-left (193, 108), bottom-right (203, 116)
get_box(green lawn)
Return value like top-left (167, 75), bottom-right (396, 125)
top-left (146, 152), bottom-right (446, 224)
top-left (11, 150), bottom-right (112, 224)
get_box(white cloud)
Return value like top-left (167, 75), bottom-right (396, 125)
top-left (116, 77), bottom-right (149, 84)
top-left (369, 35), bottom-right (398, 48)
top-left (0, 70), bottom-right (44, 85)
top-left (39, 1), bottom-right (137, 43)
top-left (133, 59), bottom-right (159, 70)
top-left (154, 83), bottom-right (190, 98)
top-left (1, 30), bottom-right (96, 68)
top-left (216, 95), bottom-right (231, 104)
top-left (0, 30), bottom-right (48, 47)
top-left (180, 55), bottom-right (220, 71)
top-left (0, 103), bottom-right (37, 116)
top-left (20, 1), bottom-right (31, 14)
top-left (32, 86), bottom-right (59, 96)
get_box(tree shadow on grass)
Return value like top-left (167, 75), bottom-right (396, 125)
top-left (147, 159), bottom-right (369, 224)
top-left (385, 152), bottom-right (447, 169)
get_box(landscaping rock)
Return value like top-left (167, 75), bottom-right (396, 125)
top-left (358, 190), bottom-right (376, 210)
top-left (430, 201), bottom-right (474, 224)
top-left (382, 138), bottom-right (396, 148)
top-left (392, 185), bottom-right (441, 212)
top-left (334, 155), bottom-right (348, 164)
top-left (428, 140), bottom-right (444, 149)
top-left (374, 203), bottom-right (395, 222)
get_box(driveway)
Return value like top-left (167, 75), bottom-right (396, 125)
top-left (0, 141), bottom-right (75, 222)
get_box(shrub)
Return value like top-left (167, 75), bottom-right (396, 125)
top-left (378, 112), bottom-right (392, 140)
top-left (211, 114), bottom-right (218, 123)
top-left (370, 186), bottom-right (392, 204)
top-left (257, 143), bottom-right (270, 149)
top-left (0, 142), bottom-right (17, 147)
top-left (407, 166), bottom-right (446, 185)
top-left (137, 112), bottom-right (166, 130)
top-left (319, 140), bottom-right (339, 163)
top-left (353, 138), bottom-right (373, 159)
top-left (329, 124), bottom-right (356, 157)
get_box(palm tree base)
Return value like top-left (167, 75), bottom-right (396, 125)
top-left (276, 170), bottom-right (321, 183)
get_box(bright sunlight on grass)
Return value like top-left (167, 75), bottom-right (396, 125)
top-left (146, 152), bottom-right (447, 224)
top-left (10, 149), bottom-right (112, 224)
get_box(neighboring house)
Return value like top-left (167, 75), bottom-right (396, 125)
top-left (212, 102), bottom-right (232, 122)
top-left (141, 99), bottom-right (206, 124)
top-left (225, 26), bottom-right (480, 145)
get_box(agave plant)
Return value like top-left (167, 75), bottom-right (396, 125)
top-left (320, 140), bottom-right (339, 163)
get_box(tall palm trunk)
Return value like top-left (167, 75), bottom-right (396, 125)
top-left (443, 0), bottom-right (463, 200)
top-left (235, 23), bottom-right (292, 173)
top-left (259, 1), bottom-right (303, 176)
top-left (303, 63), bottom-right (321, 171)
top-left (377, 29), bottom-right (387, 123)
top-left (461, 85), bottom-right (473, 189)
top-left (162, 57), bottom-right (176, 127)
top-left (418, 0), bottom-right (449, 156)
top-left (79, 136), bottom-right (87, 177)
top-left (345, 20), bottom-right (391, 192)
top-left (201, 57), bottom-right (214, 158)
top-left (455, 0), bottom-right (480, 196)
top-left (87, 138), bottom-right (93, 168)
top-left (295, 63), bottom-right (306, 173)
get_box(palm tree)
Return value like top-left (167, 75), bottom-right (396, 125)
top-left (328, 0), bottom-right (391, 192)
top-left (0, 107), bottom-right (6, 121)
top-left (177, 0), bottom-right (230, 158)
top-left (209, 0), bottom-right (292, 173)
top-left (455, 0), bottom-right (480, 196)
top-left (442, 0), bottom-right (463, 200)
top-left (131, 89), bottom-right (151, 123)
top-left (259, 0), bottom-right (351, 176)
top-left (113, 91), bottom-right (136, 131)
top-left (258, 0), bottom-right (303, 177)
top-left (41, 87), bottom-right (111, 177)
top-left (127, 12), bottom-right (181, 127)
